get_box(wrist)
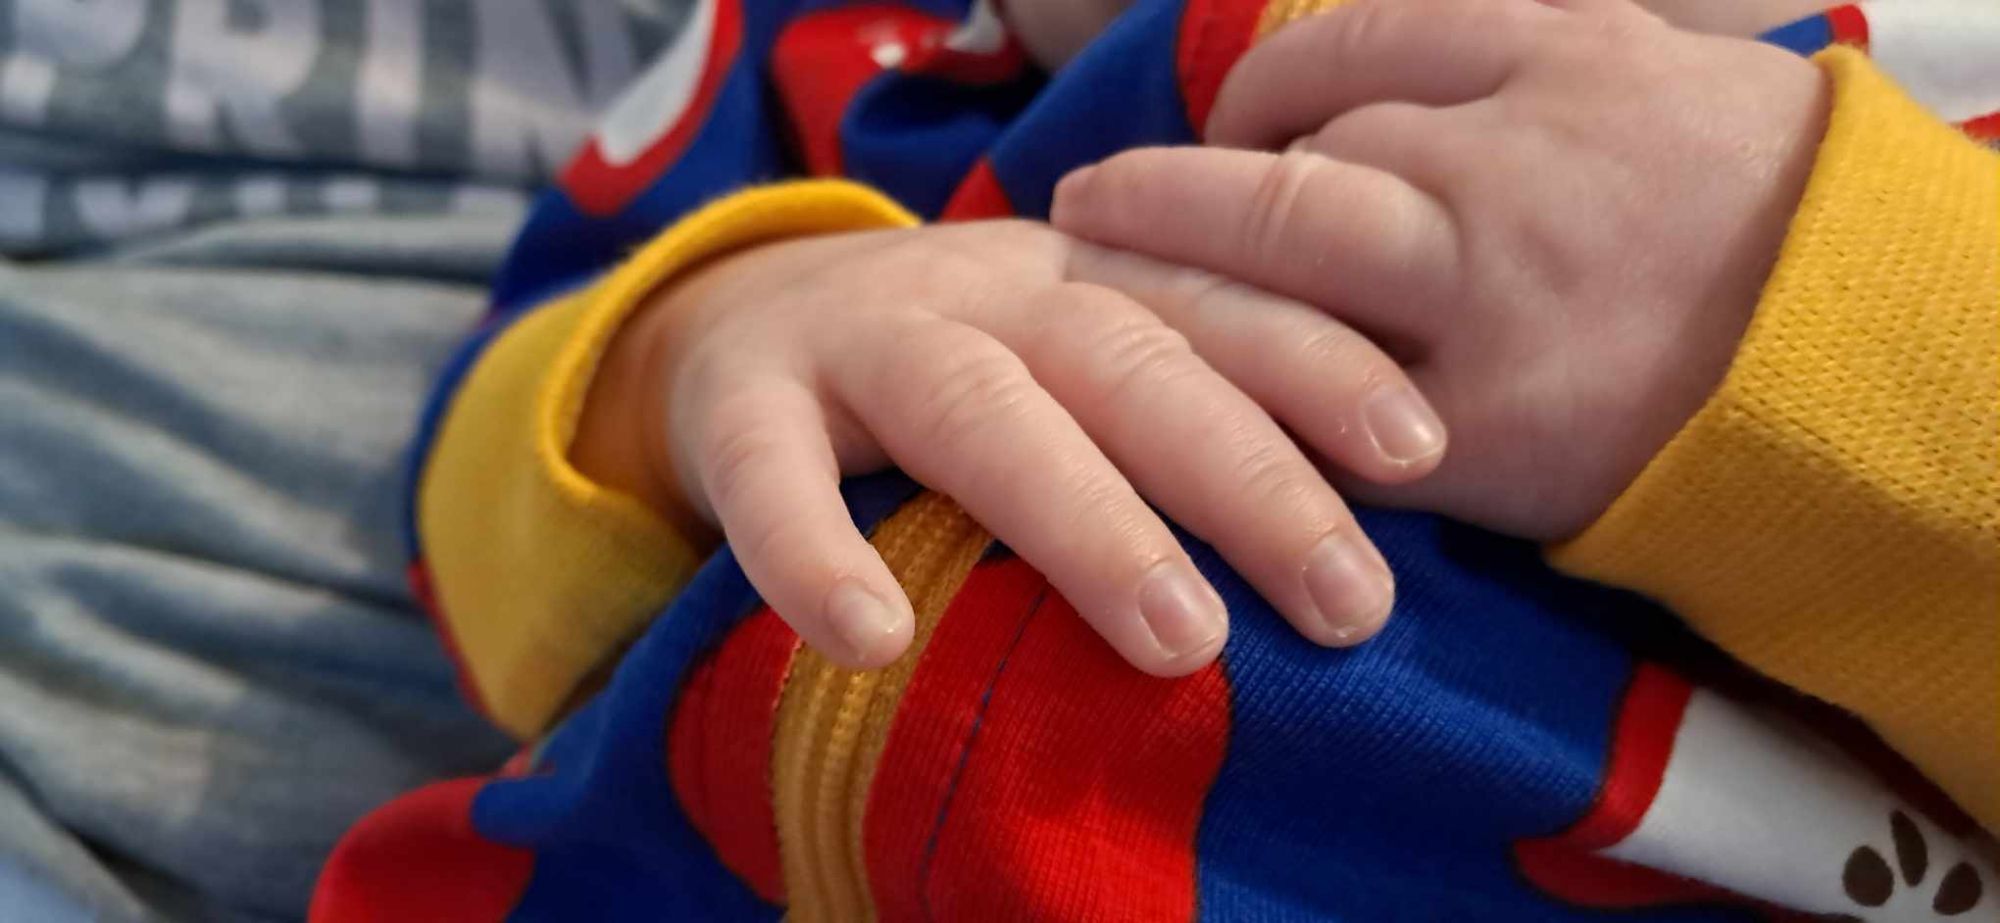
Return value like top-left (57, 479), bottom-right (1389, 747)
top-left (1584, 42), bottom-right (1828, 533)
top-left (571, 274), bottom-right (715, 543)
top-left (568, 181), bottom-right (923, 540)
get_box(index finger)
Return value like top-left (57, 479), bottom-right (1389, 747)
top-left (1205, 0), bottom-right (1550, 147)
top-left (1050, 146), bottom-right (1457, 345)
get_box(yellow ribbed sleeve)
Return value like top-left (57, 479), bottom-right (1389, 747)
top-left (1553, 50), bottom-right (2000, 827)
top-left (418, 181), bottom-right (919, 738)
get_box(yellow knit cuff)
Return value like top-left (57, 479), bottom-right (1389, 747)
top-left (419, 181), bottom-right (921, 737)
top-left (1552, 50), bottom-right (2000, 827)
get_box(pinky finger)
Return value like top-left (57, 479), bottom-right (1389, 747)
top-left (686, 376), bottom-right (915, 668)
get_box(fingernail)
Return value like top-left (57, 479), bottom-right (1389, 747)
top-left (1362, 383), bottom-right (1446, 466)
top-left (824, 579), bottom-right (910, 666)
top-left (1050, 166), bottom-right (1097, 222)
top-left (1136, 561), bottom-right (1227, 661)
top-left (1303, 533), bottom-right (1394, 644)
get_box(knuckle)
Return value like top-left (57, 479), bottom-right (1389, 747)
top-left (699, 418), bottom-right (786, 510)
top-left (1229, 436), bottom-right (1320, 509)
top-left (1314, 103), bottom-right (1421, 162)
top-left (1028, 284), bottom-right (1202, 400)
top-left (897, 244), bottom-right (985, 290)
top-left (908, 344), bottom-right (1040, 451)
top-left (934, 219), bottom-right (1055, 276)
top-left (1245, 151), bottom-right (1323, 258)
top-left (1372, 180), bottom-right (1456, 286)
top-left (1056, 472), bottom-right (1161, 559)
top-left (1535, 13), bottom-right (1637, 75)
top-left (1293, 327), bottom-right (1387, 383)
top-left (1035, 282), bottom-right (1155, 335)
top-left (1090, 316), bottom-right (1199, 399)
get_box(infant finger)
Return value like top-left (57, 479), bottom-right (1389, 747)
top-left (832, 316), bottom-right (1229, 676)
top-left (1067, 247), bottom-right (1447, 485)
top-left (1322, 367), bottom-right (1571, 540)
top-left (982, 282), bottom-right (1396, 647)
top-left (687, 376), bottom-right (915, 668)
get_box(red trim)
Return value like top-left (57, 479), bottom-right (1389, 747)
top-left (1514, 841), bottom-right (1748, 910)
top-left (309, 778), bottom-right (533, 923)
top-left (560, 0), bottom-right (744, 216)
top-left (1562, 664), bottom-right (1691, 850)
top-left (1175, 0), bottom-right (1269, 137)
top-left (1513, 664), bottom-right (1700, 907)
top-left (1510, 665), bottom-right (1793, 914)
top-left (666, 607), bottom-right (799, 902)
top-left (1825, 4), bottom-right (1870, 50)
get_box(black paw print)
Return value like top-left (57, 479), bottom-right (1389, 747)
top-left (1829, 810), bottom-right (1985, 920)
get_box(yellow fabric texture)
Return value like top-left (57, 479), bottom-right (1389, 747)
top-left (1553, 50), bottom-right (2000, 827)
top-left (770, 493), bottom-right (990, 923)
top-left (418, 181), bottom-right (920, 738)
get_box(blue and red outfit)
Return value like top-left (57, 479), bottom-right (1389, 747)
top-left (314, 0), bottom-right (2000, 918)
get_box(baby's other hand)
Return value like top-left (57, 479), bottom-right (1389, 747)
top-left (1052, 0), bottom-right (1827, 540)
top-left (576, 221), bottom-right (1447, 675)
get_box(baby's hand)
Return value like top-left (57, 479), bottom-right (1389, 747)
top-left (575, 221), bottom-right (1447, 674)
top-left (1051, 0), bottom-right (1827, 540)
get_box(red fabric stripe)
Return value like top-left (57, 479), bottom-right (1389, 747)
top-left (1176, 0), bottom-right (1269, 137)
top-left (309, 778), bottom-right (533, 923)
top-left (1825, 4), bottom-right (1870, 50)
top-left (406, 560), bottom-right (493, 724)
top-left (865, 558), bottom-right (1048, 922)
top-left (666, 607), bottom-right (799, 903)
top-left (939, 159), bottom-right (1015, 220)
top-left (866, 557), bottom-right (1230, 921)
